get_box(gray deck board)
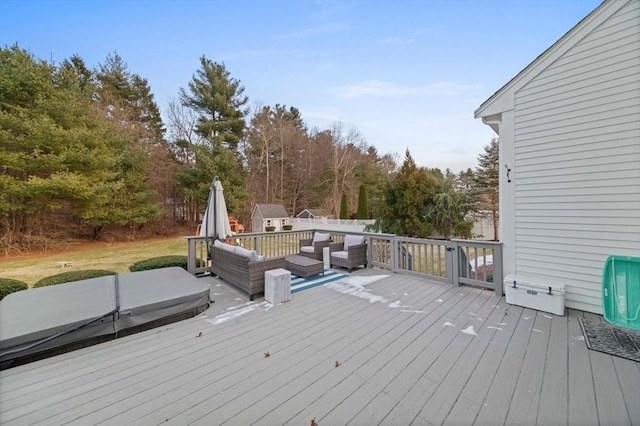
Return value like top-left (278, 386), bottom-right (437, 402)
top-left (405, 293), bottom-right (507, 425)
top-left (612, 357), bottom-right (640, 426)
top-left (379, 291), bottom-right (498, 425)
top-left (567, 309), bottom-right (599, 426)
top-left (1, 271), bottom-right (638, 426)
top-left (537, 309), bottom-right (569, 426)
top-left (473, 307), bottom-right (536, 425)
top-left (504, 310), bottom-right (552, 425)
top-left (590, 351), bottom-right (632, 426)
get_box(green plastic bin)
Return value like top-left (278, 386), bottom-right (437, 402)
top-left (602, 255), bottom-right (640, 330)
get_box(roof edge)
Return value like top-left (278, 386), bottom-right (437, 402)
top-left (474, 0), bottom-right (622, 119)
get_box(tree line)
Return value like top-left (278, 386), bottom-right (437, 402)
top-left (0, 46), bottom-right (498, 254)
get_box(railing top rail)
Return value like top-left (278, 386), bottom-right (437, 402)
top-left (451, 239), bottom-right (503, 247)
top-left (395, 236), bottom-right (450, 245)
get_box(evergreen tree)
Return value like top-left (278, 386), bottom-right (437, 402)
top-left (96, 52), bottom-right (165, 141)
top-left (339, 193), bottom-right (349, 219)
top-left (427, 175), bottom-right (468, 239)
top-left (179, 57), bottom-right (248, 149)
top-left (373, 150), bottom-right (439, 237)
top-left (473, 137), bottom-right (499, 240)
top-left (0, 46), bottom-right (161, 250)
top-left (356, 184), bottom-right (368, 219)
top-left (176, 57), bottom-right (248, 222)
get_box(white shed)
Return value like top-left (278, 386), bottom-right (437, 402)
top-left (475, 0), bottom-right (640, 313)
top-left (251, 204), bottom-right (290, 232)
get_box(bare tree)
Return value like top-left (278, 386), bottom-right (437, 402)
top-left (326, 122), bottom-right (366, 217)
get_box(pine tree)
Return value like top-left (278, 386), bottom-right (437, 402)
top-left (176, 57), bottom-right (248, 222)
top-left (473, 137), bottom-right (499, 240)
top-left (179, 57), bottom-right (248, 149)
top-left (96, 52), bottom-right (165, 141)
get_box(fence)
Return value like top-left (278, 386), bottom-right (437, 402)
top-left (186, 230), bottom-right (503, 296)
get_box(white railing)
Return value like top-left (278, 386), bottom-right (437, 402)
top-left (186, 229), bottom-right (503, 296)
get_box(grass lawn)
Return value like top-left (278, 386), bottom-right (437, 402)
top-left (0, 237), bottom-right (188, 287)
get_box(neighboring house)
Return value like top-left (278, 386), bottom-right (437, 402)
top-left (296, 209), bottom-right (333, 219)
top-left (474, 0), bottom-right (640, 313)
top-left (251, 204), bottom-right (290, 232)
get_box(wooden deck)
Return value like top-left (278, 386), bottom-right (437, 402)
top-left (1, 272), bottom-right (638, 426)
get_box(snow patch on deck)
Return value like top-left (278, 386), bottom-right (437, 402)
top-left (207, 301), bottom-right (272, 325)
top-left (326, 275), bottom-right (390, 304)
top-left (461, 326), bottom-right (477, 336)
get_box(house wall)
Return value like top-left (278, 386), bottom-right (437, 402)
top-left (511, 0), bottom-right (640, 313)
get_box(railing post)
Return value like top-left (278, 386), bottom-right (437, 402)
top-left (451, 241), bottom-right (460, 287)
top-left (445, 242), bottom-right (453, 284)
top-left (255, 234), bottom-right (262, 255)
top-left (493, 243), bottom-right (503, 298)
top-left (187, 237), bottom-right (197, 275)
top-left (391, 237), bottom-right (398, 273)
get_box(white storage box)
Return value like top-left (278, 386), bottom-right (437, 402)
top-left (504, 274), bottom-right (566, 316)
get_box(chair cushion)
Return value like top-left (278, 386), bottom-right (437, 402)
top-left (331, 250), bottom-right (349, 259)
top-left (343, 235), bottom-right (365, 250)
top-left (300, 246), bottom-right (315, 253)
top-left (312, 232), bottom-right (331, 243)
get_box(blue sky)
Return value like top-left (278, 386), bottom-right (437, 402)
top-left (0, 0), bottom-right (602, 172)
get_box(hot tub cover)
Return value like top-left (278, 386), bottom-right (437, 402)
top-left (0, 267), bottom-right (210, 365)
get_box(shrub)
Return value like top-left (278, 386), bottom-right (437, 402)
top-left (455, 220), bottom-right (474, 239)
top-left (34, 270), bottom-right (117, 288)
top-left (282, 224), bottom-right (293, 231)
top-left (0, 278), bottom-right (29, 300)
top-left (265, 226), bottom-right (276, 232)
top-left (129, 255), bottom-right (203, 272)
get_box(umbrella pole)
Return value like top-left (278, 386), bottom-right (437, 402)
top-left (214, 176), bottom-right (219, 241)
top-left (205, 180), bottom-right (213, 262)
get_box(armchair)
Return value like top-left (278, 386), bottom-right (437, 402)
top-left (329, 234), bottom-right (368, 272)
top-left (299, 232), bottom-right (332, 261)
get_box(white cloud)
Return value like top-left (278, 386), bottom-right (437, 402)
top-left (329, 80), bottom-right (484, 100)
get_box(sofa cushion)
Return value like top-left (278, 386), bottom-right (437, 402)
top-left (312, 232), bottom-right (331, 243)
top-left (214, 239), bottom-right (236, 252)
top-left (300, 246), bottom-right (314, 253)
top-left (343, 234), bottom-right (365, 250)
top-left (235, 246), bottom-right (258, 262)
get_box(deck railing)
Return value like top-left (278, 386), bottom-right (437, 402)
top-left (186, 230), bottom-right (503, 296)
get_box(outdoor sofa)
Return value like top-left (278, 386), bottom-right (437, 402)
top-left (210, 240), bottom-right (285, 300)
top-left (329, 235), bottom-right (368, 272)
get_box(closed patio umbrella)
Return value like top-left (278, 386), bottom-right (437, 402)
top-left (199, 176), bottom-right (233, 242)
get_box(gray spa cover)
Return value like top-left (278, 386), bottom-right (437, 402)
top-left (0, 267), bottom-right (210, 363)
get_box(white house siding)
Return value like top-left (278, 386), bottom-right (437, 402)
top-left (512, 0), bottom-right (640, 313)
